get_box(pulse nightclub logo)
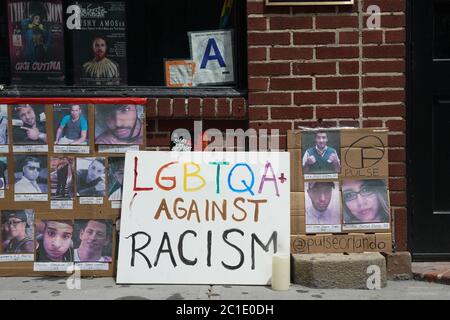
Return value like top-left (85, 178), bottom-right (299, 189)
top-left (344, 135), bottom-right (386, 177)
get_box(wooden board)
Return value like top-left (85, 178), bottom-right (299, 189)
top-left (0, 102), bottom-right (148, 276)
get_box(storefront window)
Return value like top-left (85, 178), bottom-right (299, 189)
top-left (0, 0), bottom-right (247, 93)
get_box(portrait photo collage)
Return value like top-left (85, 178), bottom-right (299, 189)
top-left (0, 103), bottom-right (146, 274)
top-left (291, 128), bottom-right (391, 235)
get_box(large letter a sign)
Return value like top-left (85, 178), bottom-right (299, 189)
top-left (189, 30), bottom-right (235, 85)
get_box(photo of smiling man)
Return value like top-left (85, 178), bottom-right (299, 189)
top-left (73, 219), bottom-right (113, 263)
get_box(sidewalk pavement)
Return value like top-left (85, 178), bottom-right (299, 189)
top-left (0, 277), bottom-right (449, 300)
top-left (413, 262), bottom-right (450, 285)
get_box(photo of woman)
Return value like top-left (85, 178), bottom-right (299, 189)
top-left (342, 179), bottom-right (390, 224)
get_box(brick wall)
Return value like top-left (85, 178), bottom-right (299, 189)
top-left (247, 0), bottom-right (407, 250)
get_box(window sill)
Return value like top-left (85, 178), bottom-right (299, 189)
top-left (0, 86), bottom-right (247, 98)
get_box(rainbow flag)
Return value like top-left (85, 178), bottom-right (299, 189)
top-left (219, 0), bottom-right (234, 28)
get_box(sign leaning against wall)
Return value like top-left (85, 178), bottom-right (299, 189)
top-left (117, 151), bottom-right (290, 285)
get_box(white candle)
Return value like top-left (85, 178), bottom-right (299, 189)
top-left (271, 253), bottom-right (290, 291)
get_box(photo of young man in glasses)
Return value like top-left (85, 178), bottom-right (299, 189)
top-left (14, 155), bottom-right (48, 194)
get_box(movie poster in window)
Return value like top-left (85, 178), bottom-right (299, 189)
top-left (0, 3), bottom-right (9, 84)
top-left (72, 1), bottom-right (127, 86)
top-left (7, 0), bottom-right (65, 85)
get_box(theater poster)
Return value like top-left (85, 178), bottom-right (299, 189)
top-left (7, 0), bottom-right (65, 85)
top-left (71, 1), bottom-right (127, 86)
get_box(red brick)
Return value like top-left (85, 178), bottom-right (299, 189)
top-left (248, 47), bottom-right (267, 62)
top-left (363, 75), bottom-right (405, 88)
top-left (363, 45), bottom-right (405, 58)
top-left (270, 47), bottom-right (313, 60)
top-left (389, 163), bottom-right (406, 176)
top-left (362, 30), bottom-right (383, 44)
top-left (339, 120), bottom-right (359, 127)
top-left (147, 98), bottom-right (157, 117)
top-left (339, 31), bottom-right (359, 44)
top-left (388, 134), bottom-right (406, 147)
top-left (250, 121), bottom-right (293, 135)
top-left (146, 119), bottom-right (156, 132)
top-left (158, 119), bottom-right (193, 132)
top-left (293, 6), bottom-right (337, 14)
top-left (340, 91), bottom-right (359, 104)
top-left (249, 63), bottom-right (290, 76)
top-left (173, 98), bottom-right (186, 117)
top-left (339, 61), bottom-right (359, 74)
top-left (394, 208), bottom-right (408, 251)
top-left (386, 119), bottom-right (406, 132)
top-left (247, 2), bottom-right (290, 15)
top-left (158, 98), bottom-right (172, 117)
top-left (293, 62), bottom-right (336, 75)
top-left (316, 76), bottom-right (359, 89)
top-left (316, 16), bottom-right (359, 29)
top-left (270, 77), bottom-right (313, 90)
top-left (249, 92), bottom-right (291, 105)
top-left (232, 98), bottom-right (246, 119)
top-left (249, 107), bottom-right (269, 121)
top-left (294, 120), bottom-right (337, 128)
top-left (270, 16), bottom-right (313, 30)
top-left (386, 30), bottom-right (406, 43)
top-left (203, 98), bottom-right (216, 118)
top-left (249, 77), bottom-right (269, 91)
top-left (248, 17), bottom-right (266, 31)
top-left (188, 98), bottom-right (201, 117)
top-left (271, 107), bottom-right (314, 120)
top-left (317, 47), bottom-right (359, 59)
top-left (363, 60), bottom-right (405, 73)
top-left (389, 178), bottom-right (406, 191)
top-left (364, 90), bottom-right (405, 103)
top-left (362, 0), bottom-right (405, 12)
top-left (294, 92), bottom-right (337, 105)
top-left (390, 191), bottom-right (406, 206)
top-left (147, 133), bottom-right (171, 147)
top-left (363, 120), bottom-right (383, 127)
top-left (363, 104), bottom-right (405, 117)
top-left (317, 106), bottom-right (359, 119)
top-left (248, 32), bottom-right (291, 45)
top-left (388, 148), bottom-right (406, 162)
top-left (217, 98), bottom-right (230, 118)
top-left (293, 32), bottom-right (335, 45)
top-left (381, 14), bottom-right (405, 28)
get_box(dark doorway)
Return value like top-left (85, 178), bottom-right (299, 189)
top-left (409, 0), bottom-right (450, 260)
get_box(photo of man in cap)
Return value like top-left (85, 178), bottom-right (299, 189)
top-left (12, 104), bottom-right (47, 145)
top-left (1, 210), bottom-right (34, 254)
top-left (35, 220), bottom-right (73, 263)
top-left (305, 181), bottom-right (341, 225)
top-left (94, 105), bottom-right (144, 145)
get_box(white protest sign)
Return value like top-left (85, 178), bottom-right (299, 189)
top-left (117, 152), bottom-right (290, 285)
top-left (189, 30), bottom-right (234, 85)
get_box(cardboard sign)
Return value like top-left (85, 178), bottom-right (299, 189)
top-left (117, 151), bottom-right (290, 285)
top-left (189, 30), bottom-right (234, 85)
